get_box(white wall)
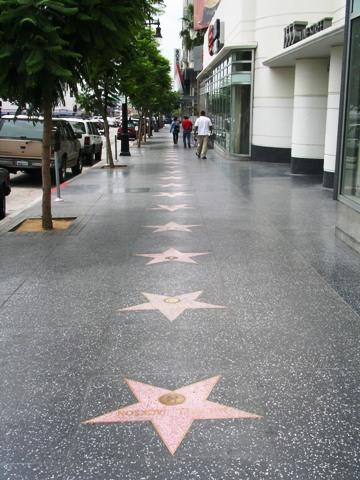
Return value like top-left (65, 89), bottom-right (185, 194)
top-left (203, 0), bottom-right (255, 68)
top-left (253, 0), bottom-right (336, 151)
top-left (324, 45), bottom-right (343, 173)
top-left (291, 58), bottom-right (329, 160)
top-left (332, 0), bottom-right (346, 25)
top-left (201, 0), bottom-right (346, 155)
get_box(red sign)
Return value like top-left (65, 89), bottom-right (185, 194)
top-left (208, 24), bottom-right (214, 56)
top-left (194, 0), bottom-right (221, 31)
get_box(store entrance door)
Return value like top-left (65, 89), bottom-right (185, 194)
top-left (231, 84), bottom-right (251, 155)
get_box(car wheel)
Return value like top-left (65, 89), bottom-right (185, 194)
top-left (72, 155), bottom-right (83, 176)
top-left (0, 194), bottom-right (6, 220)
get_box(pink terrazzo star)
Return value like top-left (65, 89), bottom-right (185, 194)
top-left (144, 222), bottom-right (200, 233)
top-left (135, 248), bottom-right (210, 265)
top-left (149, 204), bottom-right (193, 212)
top-left (83, 376), bottom-right (262, 454)
top-left (153, 192), bottom-right (192, 198)
top-left (159, 183), bottom-right (185, 188)
top-left (119, 290), bottom-right (224, 321)
top-left (161, 176), bottom-right (183, 180)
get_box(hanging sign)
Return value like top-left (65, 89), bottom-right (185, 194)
top-left (208, 19), bottom-right (224, 56)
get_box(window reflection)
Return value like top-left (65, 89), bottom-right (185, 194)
top-left (353, 0), bottom-right (360, 15)
top-left (342, 17), bottom-right (360, 201)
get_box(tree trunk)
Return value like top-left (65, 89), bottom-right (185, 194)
top-left (41, 99), bottom-right (53, 230)
top-left (103, 112), bottom-right (114, 167)
top-left (137, 112), bottom-right (142, 148)
top-left (148, 112), bottom-right (152, 137)
top-left (143, 114), bottom-right (147, 143)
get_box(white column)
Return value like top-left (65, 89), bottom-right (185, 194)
top-left (291, 58), bottom-right (329, 173)
top-left (323, 46), bottom-right (343, 186)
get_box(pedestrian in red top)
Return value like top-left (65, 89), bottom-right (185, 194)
top-left (182, 116), bottom-right (193, 148)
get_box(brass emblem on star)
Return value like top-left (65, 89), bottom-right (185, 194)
top-left (159, 393), bottom-right (186, 406)
top-left (164, 297), bottom-right (181, 304)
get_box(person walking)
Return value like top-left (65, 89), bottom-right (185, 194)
top-left (181, 115), bottom-right (193, 148)
top-left (194, 110), bottom-right (213, 159)
top-left (181, 116), bottom-right (193, 148)
top-left (170, 117), bottom-right (180, 144)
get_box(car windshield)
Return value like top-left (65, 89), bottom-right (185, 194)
top-left (0, 119), bottom-right (43, 140)
top-left (69, 122), bottom-right (86, 134)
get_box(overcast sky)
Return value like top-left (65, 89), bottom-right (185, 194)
top-left (158, 0), bottom-right (183, 78)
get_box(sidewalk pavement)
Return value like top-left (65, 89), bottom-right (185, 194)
top-left (0, 130), bottom-right (360, 479)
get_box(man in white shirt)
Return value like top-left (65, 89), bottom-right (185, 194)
top-left (194, 110), bottom-right (213, 159)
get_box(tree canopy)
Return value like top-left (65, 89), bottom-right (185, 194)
top-left (0, 0), bottom-right (163, 229)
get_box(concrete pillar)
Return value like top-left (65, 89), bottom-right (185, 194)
top-left (252, 67), bottom-right (295, 162)
top-left (323, 46), bottom-right (343, 187)
top-left (291, 58), bottom-right (329, 174)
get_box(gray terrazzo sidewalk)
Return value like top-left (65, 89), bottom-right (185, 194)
top-left (0, 130), bottom-right (360, 479)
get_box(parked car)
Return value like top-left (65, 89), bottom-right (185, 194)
top-left (0, 115), bottom-right (82, 182)
top-left (64, 118), bottom-right (102, 164)
top-left (117, 120), bottom-right (137, 140)
top-left (0, 167), bottom-right (11, 220)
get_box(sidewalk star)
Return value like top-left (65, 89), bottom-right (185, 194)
top-left (153, 192), bottom-right (192, 198)
top-left (118, 291), bottom-right (224, 321)
top-left (159, 183), bottom-right (185, 188)
top-left (149, 204), bottom-right (193, 212)
top-left (135, 248), bottom-right (210, 265)
top-left (82, 376), bottom-right (262, 455)
top-left (160, 176), bottom-right (183, 180)
top-left (144, 222), bottom-right (200, 233)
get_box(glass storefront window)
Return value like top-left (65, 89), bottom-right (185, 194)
top-left (353, 0), bottom-right (360, 15)
top-left (341, 16), bottom-right (360, 203)
top-left (200, 50), bottom-right (253, 155)
top-left (233, 51), bottom-right (252, 62)
top-left (232, 63), bottom-right (252, 73)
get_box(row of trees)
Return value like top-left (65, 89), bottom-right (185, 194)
top-left (77, 29), bottom-right (180, 165)
top-left (0, 0), bottom-right (178, 229)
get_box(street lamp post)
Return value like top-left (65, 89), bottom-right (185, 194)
top-left (119, 19), bottom-right (162, 157)
top-left (120, 96), bottom-right (130, 157)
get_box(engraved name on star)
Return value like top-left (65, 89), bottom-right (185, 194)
top-left (153, 192), bottom-right (193, 198)
top-left (135, 248), bottom-right (210, 265)
top-left (149, 204), bottom-right (193, 212)
top-left (82, 376), bottom-right (262, 455)
top-left (144, 222), bottom-right (200, 233)
top-left (119, 291), bottom-right (224, 322)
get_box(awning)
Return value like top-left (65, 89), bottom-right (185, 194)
top-left (197, 43), bottom-right (258, 81)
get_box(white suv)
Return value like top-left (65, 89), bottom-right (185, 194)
top-left (64, 118), bottom-right (103, 164)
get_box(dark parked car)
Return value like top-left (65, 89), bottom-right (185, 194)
top-left (117, 120), bottom-right (137, 140)
top-left (0, 167), bottom-right (11, 220)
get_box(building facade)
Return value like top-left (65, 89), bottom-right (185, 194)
top-left (198, 0), bottom-right (346, 188)
top-left (198, 0), bottom-right (360, 253)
